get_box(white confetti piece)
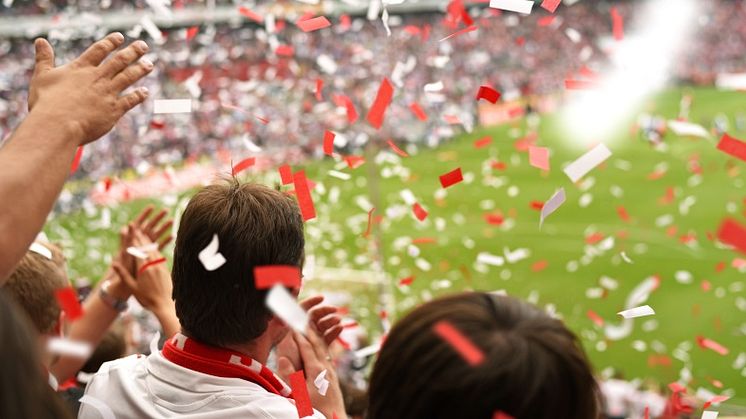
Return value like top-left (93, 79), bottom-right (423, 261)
top-left (540, 188), bottom-right (566, 227)
top-left (381, 4), bottom-right (391, 36)
top-left (565, 28), bottom-right (582, 43)
top-left (126, 243), bottom-right (158, 260)
top-left (314, 370), bottom-right (329, 396)
top-left (620, 251), bottom-right (634, 264)
top-left (140, 15), bottom-right (164, 44)
top-left (79, 395), bottom-right (116, 419)
top-left (618, 305), bottom-right (655, 319)
top-left (477, 252), bottom-right (505, 267)
top-left (328, 170), bottom-right (351, 180)
top-left (490, 0), bottom-right (534, 15)
top-left (701, 412), bottom-right (718, 419)
top-left (154, 99), bottom-right (192, 114)
top-left (563, 144), bottom-right (612, 183)
top-left (198, 234), bottom-right (227, 272)
top-left (47, 337), bottom-right (93, 359)
top-left (266, 284), bottom-right (308, 334)
top-left (354, 342), bottom-right (381, 358)
top-left (668, 120), bottom-right (710, 138)
top-left (29, 242), bottom-right (52, 260)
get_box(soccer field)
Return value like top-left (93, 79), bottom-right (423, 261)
top-left (48, 86), bottom-right (746, 400)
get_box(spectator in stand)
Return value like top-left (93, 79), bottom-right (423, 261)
top-left (600, 372), bottom-right (636, 419)
top-left (80, 180), bottom-right (347, 418)
top-left (0, 32), bottom-right (151, 280)
top-left (0, 289), bottom-right (72, 419)
top-left (366, 292), bottom-right (600, 419)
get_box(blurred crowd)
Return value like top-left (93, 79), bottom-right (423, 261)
top-left (0, 0), bottom-right (742, 182)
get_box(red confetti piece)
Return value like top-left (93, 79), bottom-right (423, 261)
top-left (409, 102), bottom-right (428, 121)
top-left (315, 79), bottom-right (323, 101)
top-left (279, 165), bottom-right (293, 185)
top-left (344, 155), bottom-right (365, 169)
top-left (565, 79), bottom-right (600, 90)
top-left (275, 45), bottom-right (294, 57)
top-left (439, 168), bottom-right (463, 189)
top-left (493, 411), bottom-right (515, 419)
top-left (668, 382), bottom-right (686, 393)
top-left (541, 0), bottom-right (561, 13)
top-left (323, 130), bottom-right (336, 156)
top-left (443, 114), bottom-right (461, 125)
top-left (586, 309), bottom-right (604, 327)
top-left (703, 395), bottom-right (730, 409)
top-left (339, 14), bottom-right (351, 31)
top-left (611, 7), bottom-right (624, 41)
top-left (476, 85), bottom-right (501, 104)
top-left (386, 140), bottom-right (409, 157)
top-left (528, 146), bottom-right (550, 171)
top-left (232, 157), bottom-right (256, 176)
top-left (254, 265), bottom-right (301, 290)
top-left (537, 16), bottom-right (556, 26)
top-left (484, 213), bottom-right (504, 225)
top-left (531, 260), bottom-right (549, 272)
top-left (288, 370), bottom-right (314, 418)
top-left (296, 16), bottom-right (331, 32)
top-left (138, 257), bottom-right (167, 276)
top-left (186, 26), bottom-right (199, 41)
top-left (474, 136), bottom-right (492, 149)
top-left (366, 78), bottom-right (394, 129)
top-left (398, 276), bottom-right (415, 286)
top-left (530, 201), bottom-right (544, 210)
top-left (696, 335), bottom-right (729, 356)
top-left (433, 320), bottom-right (485, 366)
top-left (334, 95), bottom-right (358, 124)
top-left (238, 6), bottom-right (263, 23)
top-left (293, 170), bottom-right (316, 222)
top-left (412, 237), bottom-right (437, 245)
top-left (439, 25), bottom-right (477, 42)
top-left (70, 146), bottom-right (84, 174)
top-left (412, 203), bottom-right (428, 221)
top-left (54, 287), bottom-right (83, 321)
top-left (617, 206), bottom-right (631, 223)
top-left (717, 218), bottom-right (746, 254)
top-left (717, 133), bottom-right (746, 162)
top-left (362, 207), bottom-right (375, 238)
top-left (643, 406), bottom-right (649, 419)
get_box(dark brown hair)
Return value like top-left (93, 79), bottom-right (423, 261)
top-left (0, 289), bottom-right (72, 419)
top-left (81, 325), bottom-right (126, 374)
top-left (172, 179), bottom-right (304, 347)
top-left (368, 292), bottom-right (600, 419)
top-left (4, 243), bottom-right (68, 334)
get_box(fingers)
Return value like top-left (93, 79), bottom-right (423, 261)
top-left (299, 295), bottom-right (324, 311)
top-left (303, 325), bottom-right (331, 361)
top-left (158, 235), bottom-right (173, 251)
top-left (276, 356), bottom-right (295, 383)
top-left (315, 314), bottom-right (341, 334)
top-left (76, 32), bottom-right (125, 67)
top-left (323, 325), bottom-right (343, 346)
top-left (112, 261), bottom-right (137, 291)
top-left (308, 305), bottom-right (336, 324)
top-left (293, 331), bottom-right (323, 369)
top-left (118, 87), bottom-right (149, 114)
top-left (143, 209), bottom-right (168, 237)
top-left (100, 39), bottom-right (149, 79)
top-left (151, 219), bottom-right (173, 241)
top-left (33, 38), bottom-right (55, 74)
top-left (134, 206), bottom-right (154, 228)
top-left (111, 56), bottom-right (153, 92)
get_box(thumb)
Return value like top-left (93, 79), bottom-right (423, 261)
top-left (112, 261), bottom-right (138, 292)
top-left (277, 356), bottom-right (295, 383)
top-left (33, 38), bottom-right (55, 73)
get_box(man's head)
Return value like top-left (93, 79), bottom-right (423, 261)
top-left (368, 292), bottom-right (600, 419)
top-left (3, 242), bottom-right (69, 335)
top-left (172, 179), bottom-right (305, 348)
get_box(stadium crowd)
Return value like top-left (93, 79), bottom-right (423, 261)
top-left (1, 0), bottom-right (746, 184)
top-left (0, 1), bottom-right (743, 418)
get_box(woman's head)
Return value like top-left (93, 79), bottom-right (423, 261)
top-left (368, 292), bottom-right (599, 419)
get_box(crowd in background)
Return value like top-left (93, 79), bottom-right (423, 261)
top-left (0, 0), bottom-right (745, 183)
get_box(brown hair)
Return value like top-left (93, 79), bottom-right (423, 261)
top-left (81, 325), bottom-right (126, 374)
top-left (172, 179), bottom-right (305, 347)
top-left (4, 243), bottom-right (69, 334)
top-left (0, 289), bottom-right (73, 419)
top-left (368, 292), bottom-right (600, 419)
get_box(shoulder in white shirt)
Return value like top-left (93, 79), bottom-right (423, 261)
top-left (78, 352), bottom-right (326, 419)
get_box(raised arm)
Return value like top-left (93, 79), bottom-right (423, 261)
top-left (0, 33), bottom-right (152, 281)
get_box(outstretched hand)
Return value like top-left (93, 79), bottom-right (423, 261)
top-left (28, 32), bottom-right (153, 145)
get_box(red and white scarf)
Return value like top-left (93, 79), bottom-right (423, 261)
top-left (161, 333), bottom-right (292, 397)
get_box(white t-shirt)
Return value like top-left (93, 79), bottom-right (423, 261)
top-left (78, 351), bottom-right (325, 419)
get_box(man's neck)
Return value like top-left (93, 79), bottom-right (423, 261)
top-left (224, 340), bottom-right (272, 364)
